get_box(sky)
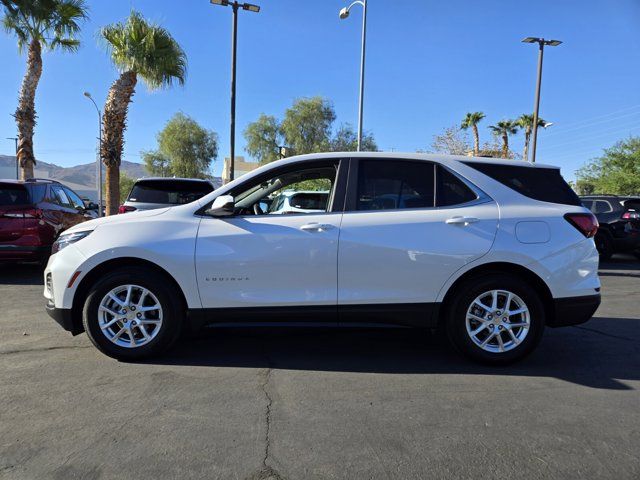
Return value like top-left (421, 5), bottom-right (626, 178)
top-left (1, 0), bottom-right (640, 180)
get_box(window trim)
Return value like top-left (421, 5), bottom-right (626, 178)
top-left (344, 158), bottom-right (490, 213)
top-left (196, 158), bottom-right (350, 217)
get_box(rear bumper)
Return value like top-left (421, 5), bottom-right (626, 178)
top-left (549, 294), bottom-right (601, 327)
top-left (45, 300), bottom-right (83, 335)
top-left (0, 244), bottom-right (50, 260)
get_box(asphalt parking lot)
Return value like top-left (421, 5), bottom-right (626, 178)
top-left (1, 258), bottom-right (639, 480)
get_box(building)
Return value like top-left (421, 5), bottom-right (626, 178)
top-left (221, 156), bottom-right (261, 184)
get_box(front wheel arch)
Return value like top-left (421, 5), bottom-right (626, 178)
top-left (71, 257), bottom-right (188, 335)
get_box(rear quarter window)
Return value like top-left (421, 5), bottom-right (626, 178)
top-left (463, 162), bottom-right (581, 206)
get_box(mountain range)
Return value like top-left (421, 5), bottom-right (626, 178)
top-left (0, 154), bottom-right (147, 191)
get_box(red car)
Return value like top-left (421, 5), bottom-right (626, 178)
top-left (0, 179), bottom-right (91, 263)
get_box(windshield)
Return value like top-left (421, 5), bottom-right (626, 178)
top-left (128, 180), bottom-right (213, 205)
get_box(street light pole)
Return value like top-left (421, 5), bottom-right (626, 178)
top-left (210, 0), bottom-right (261, 183)
top-left (339, 0), bottom-right (367, 151)
top-left (83, 92), bottom-right (103, 217)
top-left (6, 137), bottom-right (18, 179)
top-left (522, 37), bottom-right (562, 163)
top-left (230, 2), bottom-right (238, 183)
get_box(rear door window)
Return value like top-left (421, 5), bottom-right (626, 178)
top-left (0, 184), bottom-right (30, 206)
top-left (463, 162), bottom-right (581, 206)
top-left (355, 160), bottom-right (435, 211)
top-left (592, 200), bottom-right (613, 214)
top-left (128, 180), bottom-right (214, 205)
top-left (63, 187), bottom-right (85, 210)
top-left (51, 185), bottom-right (72, 208)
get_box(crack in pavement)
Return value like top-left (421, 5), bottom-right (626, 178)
top-left (0, 345), bottom-right (91, 355)
top-left (246, 354), bottom-right (285, 480)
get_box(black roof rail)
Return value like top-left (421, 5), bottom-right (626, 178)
top-left (24, 178), bottom-right (61, 184)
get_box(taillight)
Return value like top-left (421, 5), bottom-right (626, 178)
top-left (622, 211), bottom-right (639, 219)
top-left (118, 205), bottom-right (137, 214)
top-left (564, 213), bottom-right (598, 238)
top-left (1, 208), bottom-right (42, 219)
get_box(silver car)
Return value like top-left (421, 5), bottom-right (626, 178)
top-left (119, 178), bottom-right (216, 213)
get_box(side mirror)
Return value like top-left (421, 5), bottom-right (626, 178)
top-left (206, 195), bottom-right (235, 217)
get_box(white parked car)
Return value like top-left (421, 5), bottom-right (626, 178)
top-left (268, 190), bottom-right (330, 214)
top-left (119, 177), bottom-right (216, 213)
top-left (44, 153), bottom-right (601, 364)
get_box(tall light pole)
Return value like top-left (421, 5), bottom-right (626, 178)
top-left (210, 0), bottom-right (261, 183)
top-left (522, 37), bottom-right (562, 163)
top-left (339, 0), bottom-right (367, 152)
top-left (83, 92), bottom-right (103, 217)
top-left (6, 137), bottom-right (18, 179)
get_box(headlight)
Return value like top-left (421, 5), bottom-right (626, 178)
top-left (52, 230), bottom-right (92, 254)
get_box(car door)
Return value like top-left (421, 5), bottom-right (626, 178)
top-left (63, 186), bottom-right (90, 227)
top-left (49, 185), bottom-right (78, 231)
top-left (195, 158), bottom-right (347, 315)
top-left (337, 159), bottom-right (499, 318)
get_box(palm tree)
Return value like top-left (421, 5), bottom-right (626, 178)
top-left (1, 0), bottom-right (88, 180)
top-left (489, 120), bottom-right (519, 158)
top-left (517, 114), bottom-right (551, 162)
top-left (460, 112), bottom-right (485, 155)
top-left (100, 11), bottom-right (186, 215)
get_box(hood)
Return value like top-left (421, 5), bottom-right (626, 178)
top-left (63, 207), bottom-right (171, 234)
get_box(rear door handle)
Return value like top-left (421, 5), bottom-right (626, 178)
top-left (446, 216), bottom-right (479, 226)
top-left (300, 223), bottom-right (335, 232)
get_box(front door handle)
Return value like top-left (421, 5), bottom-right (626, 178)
top-left (446, 216), bottom-right (479, 226)
top-left (300, 223), bottom-right (335, 232)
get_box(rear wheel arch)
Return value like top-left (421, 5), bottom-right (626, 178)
top-left (439, 262), bottom-right (554, 327)
top-left (71, 258), bottom-right (188, 334)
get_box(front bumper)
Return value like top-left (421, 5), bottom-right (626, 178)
top-left (45, 300), bottom-right (83, 335)
top-left (549, 294), bottom-right (601, 327)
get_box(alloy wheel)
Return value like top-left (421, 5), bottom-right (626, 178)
top-left (465, 289), bottom-right (530, 353)
top-left (97, 284), bottom-right (163, 349)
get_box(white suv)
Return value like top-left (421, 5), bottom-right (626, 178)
top-left (44, 153), bottom-right (601, 364)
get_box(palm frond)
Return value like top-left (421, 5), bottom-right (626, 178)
top-left (1, 0), bottom-right (88, 52)
top-left (101, 11), bottom-right (187, 91)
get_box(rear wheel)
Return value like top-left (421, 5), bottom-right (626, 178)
top-left (82, 267), bottom-right (183, 360)
top-left (446, 274), bottom-right (545, 365)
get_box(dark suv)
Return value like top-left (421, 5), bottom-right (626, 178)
top-left (0, 179), bottom-right (91, 263)
top-left (580, 195), bottom-right (640, 260)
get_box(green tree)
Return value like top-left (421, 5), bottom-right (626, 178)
top-left (575, 137), bottom-right (640, 195)
top-left (330, 123), bottom-right (377, 152)
top-left (142, 150), bottom-right (171, 177)
top-left (103, 172), bottom-right (136, 205)
top-left (146, 112), bottom-right (218, 178)
top-left (516, 114), bottom-right (550, 162)
top-left (489, 120), bottom-right (519, 158)
top-left (244, 99), bottom-right (378, 163)
top-left (100, 11), bottom-right (187, 215)
top-left (243, 114), bottom-right (282, 164)
top-left (1, 0), bottom-right (88, 180)
top-left (460, 112), bottom-right (485, 156)
top-left (280, 97), bottom-right (335, 154)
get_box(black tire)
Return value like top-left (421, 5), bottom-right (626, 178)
top-left (445, 273), bottom-right (545, 365)
top-left (594, 232), bottom-right (613, 261)
top-left (82, 267), bottom-right (183, 361)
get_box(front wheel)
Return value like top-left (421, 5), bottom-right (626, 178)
top-left (446, 274), bottom-right (545, 365)
top-left (82, 267), bottom-right (183, 360)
